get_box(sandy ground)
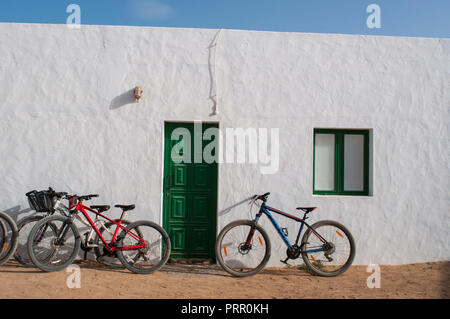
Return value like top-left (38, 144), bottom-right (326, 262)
top-left (0, 260), bottom-right (448, 299)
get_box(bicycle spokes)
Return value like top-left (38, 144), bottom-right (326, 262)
top-left (303, 223), bottom-right (353, 274)
top-left (117, 221), bottom-right (171, 273)
top-left (29, 218), bottom-right (79, 269)
top-left (216, 193), bottom-right (355, 277)
top-left (218, 222), bottom-right (270, 275)
top-left (94, 220), bottom-right (131, 269)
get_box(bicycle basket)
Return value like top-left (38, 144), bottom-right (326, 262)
top-left (26, 190), bottom-right (55, 212)
top-left (68, 195), bottom-right (78, 210)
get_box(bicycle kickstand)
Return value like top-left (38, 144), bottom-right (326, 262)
top-left (280, 256), bottom-right (291, 265)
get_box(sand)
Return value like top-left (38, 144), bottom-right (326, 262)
top-left (0, 260), bottom-right (448, 299)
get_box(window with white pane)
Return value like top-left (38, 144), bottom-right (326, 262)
top-left (313, 129), bottom-right (369, 196)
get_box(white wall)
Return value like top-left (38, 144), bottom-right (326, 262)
top-left (0, 23), bottom-right (449, 265)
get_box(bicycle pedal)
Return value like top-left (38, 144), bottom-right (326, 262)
top-left (280, 259), bottom-right (290, 265)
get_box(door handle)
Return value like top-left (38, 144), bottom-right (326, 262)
top-left (166, 174), bottom-right (173, 190)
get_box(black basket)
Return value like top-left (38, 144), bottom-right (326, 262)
top-left (26, 190), bottom-right (55, 212)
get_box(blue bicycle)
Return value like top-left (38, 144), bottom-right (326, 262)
top-left (215, 192), bottom-right (355, 277)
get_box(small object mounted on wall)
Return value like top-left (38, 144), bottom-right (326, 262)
top-left (134, 86), bottom-right (143, 102)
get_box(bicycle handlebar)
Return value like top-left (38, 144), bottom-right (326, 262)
top-left (77, 194), bottom-right (99, 201)
top-left (254, 192), bottom-right (270, 201)
top-left (53, 192), bottom-right (68, 198)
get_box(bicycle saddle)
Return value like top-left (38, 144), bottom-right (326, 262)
top-left (115, 204), bottom-right (135, 212)
top-left (296, 207), bottom-right (317, 213)
top-left (90, 205), bottom-right (110, 213)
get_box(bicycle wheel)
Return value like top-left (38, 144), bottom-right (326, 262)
top-left (116, 220), bottom-right (171, 274)
top-left (301, 220), bottom-right (355, 277)
top-left (93, 219), bottom-right (131, 269)
top-left (0, 211), bottom-right (19, 265)
top-left (0, 218), bottom-right (6, 253)
top-left (14, 215), bottom-right (58, 267)
top-left (215, 220), bottom-right (271, 277)
top-left (28, 215), bottom-right (81, 272)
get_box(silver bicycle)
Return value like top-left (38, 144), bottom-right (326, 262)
top-left (16, 188), bottom-right (129, 268)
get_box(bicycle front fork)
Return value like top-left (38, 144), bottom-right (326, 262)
top-left (55, 214), bottom-right (77, 245)
top-left (243, 214), bottom-right (262, 248)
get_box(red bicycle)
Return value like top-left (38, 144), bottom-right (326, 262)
top-left (27, 194), bottom-right (171, 274)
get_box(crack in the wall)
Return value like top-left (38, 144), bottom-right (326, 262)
top-left (208, 29), bottom-right (223, 116)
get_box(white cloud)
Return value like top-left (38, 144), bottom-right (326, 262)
top-left (130, 0), bottom-right (175, 21)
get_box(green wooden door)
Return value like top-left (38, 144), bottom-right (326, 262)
top-left (163, 122), bottom-right (218, 259)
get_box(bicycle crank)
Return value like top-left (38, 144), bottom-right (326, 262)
top-left (287, 245), bottom-right (302, 259)
top-left (101, 246), bottom-right (118, 257)
top-left (281, 245), bottom-right (302, 265)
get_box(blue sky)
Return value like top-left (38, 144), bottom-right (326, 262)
top-left (0, 0), bottom-right (449, 38)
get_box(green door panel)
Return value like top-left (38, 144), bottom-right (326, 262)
top-left (163, 122), bottom-right (218, 259)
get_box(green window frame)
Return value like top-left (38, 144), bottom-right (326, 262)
top-left (313, 128), bottom-right (370, 196)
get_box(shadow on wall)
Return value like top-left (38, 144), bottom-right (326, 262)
top-left (218, 196), bottom-right (254, 217)
top-left (110, 89), bottom-right (136, 110)
top-left (2, 206), bottom-right (32, 223)
top-left (1, 205), bottom-right (100, 262)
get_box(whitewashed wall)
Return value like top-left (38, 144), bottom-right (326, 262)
top-left (0, 23), bottom-right (449, 266)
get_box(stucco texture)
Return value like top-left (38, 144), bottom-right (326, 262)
top-left (0, 23), bottom-right (449, 265)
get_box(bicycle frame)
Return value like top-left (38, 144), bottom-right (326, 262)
top-left (250, 203), bottom-right (328, 253)
top-left (53, 200), bottom-right (71, 218)
top-left (53, 198), bottom-right (105, 243)
top-left (70, 202), bottom-right (145, 252)
top-left (30, 197), bottom-right (70, 243)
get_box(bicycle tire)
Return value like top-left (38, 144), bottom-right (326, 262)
top-left (27, 215), bottom-right (81, 272)
top-left (116, 220), bottom-right (171, 274)
top-left (301, 220), bottom-right (355, 277)
top-left (0, 211), bottom-right (19, 265)
top-left (93, 219), bottom-right (131, 269)
top-left (0, 218), bottom-right (7, 253)
top-left (14, 215), bottom-right (57, 267)
top-left (215, 220), bottom-right (271, 277)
